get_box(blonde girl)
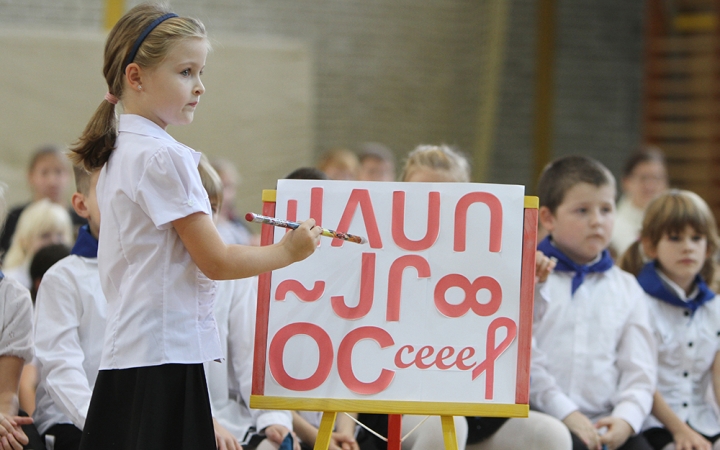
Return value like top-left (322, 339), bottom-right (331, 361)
top-left (69, 4), bottom-right (320, 449)
top-left (620, 190), bottom-right (720, 450)
top-left (3, 199), bottom-right (73, 290)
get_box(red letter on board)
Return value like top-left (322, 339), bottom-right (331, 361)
top-left (331, 253), bottom-right (376, 319)
top-left (332, 189), bottom-right (382, 248)
top-left (472, 317), bottom-right (517, 399)
top-left (391, 191), bottom-right (440, 251)
top-left (275, 280), bottom-right (325, 302)
top-left (269, 323), bottom-right (334, 391)
top-left (386, 255), bottom-right (431, 322)
top-left (454, 192), bottom-right (503, 253)
top-left (337, 326), bottom-right (395, 394)
top-left (434, 274), bottom-right (502, 318)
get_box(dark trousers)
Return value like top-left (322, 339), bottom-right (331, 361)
top-left (18, 409), bottom-right (46, 450)
top-left (44, 424), bottom-right (82, 450)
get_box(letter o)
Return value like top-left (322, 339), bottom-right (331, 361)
top-left (269, 323), bottom-right (333, 391)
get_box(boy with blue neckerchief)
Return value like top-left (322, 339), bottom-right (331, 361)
top-left (531, 155), bottom-right (657, 450)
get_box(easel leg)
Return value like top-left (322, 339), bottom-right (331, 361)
top-left (313, 411), bottom-right (337, 450)
top-left (440, 416), bottom-right (459, 450)
top-left (387, 414), bottom-right (402, 450)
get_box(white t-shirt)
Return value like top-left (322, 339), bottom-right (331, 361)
top-left (33, 254), bottom-right (105, 434)
top-left (0, 274), bottom-right (33, 363)
top-left (204, 277), bottom-right (292, 443)
top-left (97, 114), bottom-right (222, 369)
top-left (642, 270), bottom-right (720, 436)
top-left (530, 265), bottom-right (657, 433)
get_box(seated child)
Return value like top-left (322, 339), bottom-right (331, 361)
top-left (532, 155), bottom-right (656, 450)
top-left (3, 199), bottom-right (73, 290)
top-left (199, 156), bottom-right (297, 450)
top-left (0, 185), bottom-right (35, 448)
top-left (619, 190), bottom-right (720, 450)
top-left (0, 144), bottom-right (73, 256)
top-left (357, 143), bottom-right (396, 182)
top-left (316, 148), bottom-right (359, 181)
top-left (33, 166), bottom-right (104, 450)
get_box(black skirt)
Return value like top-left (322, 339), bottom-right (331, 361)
top-left (78, 363), bottom-right (215, 450)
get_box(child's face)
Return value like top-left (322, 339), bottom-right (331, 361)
top-left (359, 158), bottom-right (395, 182)
top-left (29, 154), bottom-right (69, 203)
top-left (622, 160), bottom-right (667, 209)
top-left (135, 38), bottom-right (208, 129)
top-left (646, 225), bottom-right (707, 292)
top-left (541, 182), bottom-right (615, 265)
top-left (30, 229), bottom-right (68, 256)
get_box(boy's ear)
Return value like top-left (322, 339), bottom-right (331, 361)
top-left (538, 206), bottom-right (555, 233)
top-left (641, 237), bottom-right (657, 259)
top-left (71, 192), bottom-right (90, 219)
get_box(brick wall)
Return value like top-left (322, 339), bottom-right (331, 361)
top-left (0, 0), bottom-right (646, 189)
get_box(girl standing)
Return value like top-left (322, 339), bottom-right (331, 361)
top-left (619, 190), bottom-right (720, 450)
top-left (70, 4), bottom-right (320, 449)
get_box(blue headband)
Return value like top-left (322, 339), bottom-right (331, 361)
top-left (123, 13), bottom-right (178, 71)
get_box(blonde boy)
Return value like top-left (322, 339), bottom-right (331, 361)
top-left (532, 156), bottom-right (656, 450)
top-left (33, 166), bottom-right (104, 450)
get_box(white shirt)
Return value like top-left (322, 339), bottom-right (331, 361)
top-left (33, 254), bottom-right (106, 434)
top-left (611, 197), bottom-right (644, 257)
top-left (0, 274), bottom-right (33, 362)
top-left (530, 265), bottom-right (657, 433)
top-left (204, 277), bottom-right (292, 443)
top-left (3, 263), bottom-right (31, 291)
top-left (642, 269), bottom-right (720, 436)
top-left (97, 114), bottom-right (222, 369)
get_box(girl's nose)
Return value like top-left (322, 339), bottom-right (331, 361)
top-left (194, 80), bottom-right (205, 96)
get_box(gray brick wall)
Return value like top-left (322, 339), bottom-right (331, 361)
top-left (0, 0), bottom-right (645, 188)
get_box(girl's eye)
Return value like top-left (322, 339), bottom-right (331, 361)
top-left (667, 234), bottom-right (680, 241)
top-left (692, 234), bottom-right (704, 242)
top-left (576, 208), bottom-right (587, 214)
top-left (181, 69), bottom-right (191, 76)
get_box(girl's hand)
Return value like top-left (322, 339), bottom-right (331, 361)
top-left (671, 425), bottom-right (711, 450)
top-left (595, 416), bottom-right (632, 450)
top-left (563, 411), bottom-right (601, 450)
top-left (212, 418), bottom-right (241, 450)
top-left (535, 251), bottom-right (556, 283)
top-left (279, 219), bottom-right (322, 263)
top-left (0, 413), bottom-right (30, 450)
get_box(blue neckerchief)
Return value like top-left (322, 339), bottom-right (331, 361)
top-left (637, 261), bottom-right (714, 315)
top-left (71, 225), bottom-right (98, 258)
top-left (537, 236), bottom-right (614, 295)
top-left (0, 270), bottom-right (4, 282)
top-left (278, 433), bottom-right (294, 450)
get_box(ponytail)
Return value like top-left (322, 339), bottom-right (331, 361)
top-left (69, 99), bottom-right (118, 171)
top-left (618, 240), bottom-right (645, 277)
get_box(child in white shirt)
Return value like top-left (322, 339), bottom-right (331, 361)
top-left (33, 166), bottom-right (104, 450)
top-left (69, 5), bottom-right (320, 449)
top-left (620, 189), bottom-right (720, 450)
top-left (533, 155), bottom-right (656, 450)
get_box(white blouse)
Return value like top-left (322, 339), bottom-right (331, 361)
top-left (643, 270), bottom-right (720, 436)
top-left (0, 275), bottom-right (33, 363)
top-left (96, 114), bottom-right (222, 369)
top-left (530, 265), bottom-right (657, 433)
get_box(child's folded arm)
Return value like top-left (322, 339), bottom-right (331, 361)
top-left (530, 337), bottom-right (579, 421)
top-left (611, 285), bottom-right (657, 434)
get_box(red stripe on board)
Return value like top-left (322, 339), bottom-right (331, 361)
top-left (252, 200), bottom-right (277, 396)
top-left (515, 208), bottom-right (538, 405)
